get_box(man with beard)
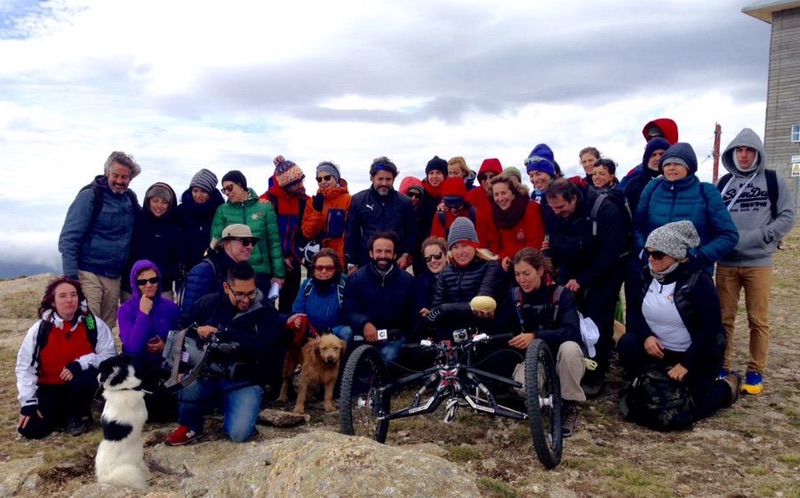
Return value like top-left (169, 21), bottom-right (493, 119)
top-left (342, 232), bottom-right (417, 363)
top-left (59, 151), bottom-right (141, 327)
top-left (345, 157), bottom-right (416, 272)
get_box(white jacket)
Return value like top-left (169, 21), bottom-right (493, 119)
top-left (15, 306), bottom-right (117, 407)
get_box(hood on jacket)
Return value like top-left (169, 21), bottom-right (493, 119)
top-left (180, 186), bottom-right (225, 214)
top-left (144, 182), bottom-right (178, 217)
top-left (721, 128), bottom-right (766, 176)
top-left (129, 259), bottom-right (163, 299)
top-left (642, 137), bottom-right (671, 171)
top-left (642, 118), bottom-right (679, 145)
top-left (659, 142), bottom-right (697, 176)
top-left (399, 176), bottom-right (423, 196)
top-left (477, 158), bottom-right (503, 176)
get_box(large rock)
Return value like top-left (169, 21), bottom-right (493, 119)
top-left (0, 457), bottom-right (43, 497)
top-left (146, 430), bottom-right (480, 497)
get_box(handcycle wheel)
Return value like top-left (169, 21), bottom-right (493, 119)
top-left (340, 344), bottom-right (390, 442)
top-left (525, 339), bottom-right (563, 469)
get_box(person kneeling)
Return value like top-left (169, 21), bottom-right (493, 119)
top-left (618, 221), bottom-right (741, 430)
top-left (165, 262), bottom-right (285, 445)
top-left (495, 248), bottom-right (586, 438)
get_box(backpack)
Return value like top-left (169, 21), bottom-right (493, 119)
top-left (622, 363), bottom-right (695, 431)
top-left (303, 274), bottom-right (347, 307)
top-left (717, 169), bottom-right (779, 220)
top-left (589, 190), bottom-right (632, 237)
top-left (79, 182), bottom-right (140, 233)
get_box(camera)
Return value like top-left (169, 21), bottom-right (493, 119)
top-left (452, 329), bottom-right (468, 343)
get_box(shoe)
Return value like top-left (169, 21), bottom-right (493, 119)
top-left (742, 371), bottom-right (763, 395)
top-left (67, 416), bottom-right (89, 437)
top-left (562, 401), bottom-right (579, 438)
top-left (717, 369), bottom-right (728, 381)
top-left (164, 425), bottom-right (203, 446)
top-left (722, 372), bottom-right (743, 407)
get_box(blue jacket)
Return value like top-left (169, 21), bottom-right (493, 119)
top-left (179, 249), bottom-right (237, 327)
top-left (59, 175), bottom-right (137, 279)
top-left (342, 262), bottom-right (417, 335)
top-left (291, 276), bottom-right (347, 332)
top-left (634, 175), bottom-right (738, 273)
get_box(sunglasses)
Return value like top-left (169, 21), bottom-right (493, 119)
top-left (135, 277), bottom-right (159, 286)
top-left (407, 192), bottom-right (422, 199)
top-left (645, 249), bottom-right (668, 261)
top-left (315, 174), bottom-right (332, 183)
top-left (221, 184), bottom-right (235, 193)
top-left (314, 264), bottom-right (336, 272)
top-left (230, 289), bottom-right (258, 301)
top-left (233, 238), bottom-right (254, 247)
top-left (424, 252), bottom-right (444, 263)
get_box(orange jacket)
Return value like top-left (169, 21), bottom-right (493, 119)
top-left (301, 179), bottom-right (352, 265)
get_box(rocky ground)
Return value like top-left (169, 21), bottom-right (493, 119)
top-left (1, 232), bottom-right (800, 497)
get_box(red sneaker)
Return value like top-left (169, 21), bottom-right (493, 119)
top-left (164, 425), bottom-right (202, 446)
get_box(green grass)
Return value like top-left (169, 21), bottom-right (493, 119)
top-left (600, 465), bottom-right (672, 498)
top-left (444, 444), bottom-right (482, 462)
top-left (476, 477), bottom-right (518, 498)
top-left (777, 453), bottom-right (800, 465)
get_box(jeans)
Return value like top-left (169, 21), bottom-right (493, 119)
top-left (178, 377), bottom-right (263, 443)
top-left (716, 265), bottom-right (773, 373)
top-left (332, 325), bottom-right (355, 352)
top-left (377, 339), bottom-right (404, 363)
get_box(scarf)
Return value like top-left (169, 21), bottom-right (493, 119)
top-left (650, 261), bottom-right (682, 282)
top-left (422, 180), bottom-right (443, 199)
top-left (313, 275), bottom-right (339, 293)
top-left (492, 193), bottom-right (529, 229)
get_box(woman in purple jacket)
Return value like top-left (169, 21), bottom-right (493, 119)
top-left (118, 259), bottom-right (180, 420)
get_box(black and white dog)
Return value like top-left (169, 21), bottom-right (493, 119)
top-left (95, 355), bottom-right (150, 490)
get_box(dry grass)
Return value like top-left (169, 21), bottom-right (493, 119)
top-left (2, 231), bottom-right (800, 496)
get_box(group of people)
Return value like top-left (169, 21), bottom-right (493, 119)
top-left (16, 118), bottom-right (794, 445)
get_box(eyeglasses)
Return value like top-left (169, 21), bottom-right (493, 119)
top-left (135, 277), bottom-right (159, 286)
top-left (645, 249), bottom-right (668, 261)
top-left (315, 174), bottom-right (332, 183)
top-left (424, 252), bottom-right (444, 263)
top-left (314, 264), bottom-right (336, 272)
top-left (230, 289), bottom-right (258, 301)
top-left (233, 238), bottom-right (253, 247)
top-left (407, 192), bottom-right (422, 199)
top-left (221, 184), bottom-right (235, 193)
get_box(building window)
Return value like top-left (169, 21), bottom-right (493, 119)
top-left (793, 125), bottom-right (800, 143)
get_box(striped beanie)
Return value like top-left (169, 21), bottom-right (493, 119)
top-left (190, 168), bottom-right (218, 194)
top-left (447, 217), bottom-right (480, 249)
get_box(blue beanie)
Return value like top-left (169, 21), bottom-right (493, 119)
top-left (659, 142), bottom-right (698, 175)
top-left (524, 143), bottom-right (556, 176)
top-left (642, 138), bottom-right (670, 168)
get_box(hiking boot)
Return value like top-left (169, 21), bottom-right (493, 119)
top-left (581, 370), bottom-right (606, 399)
top-left (164, 425), bottom-right (203, 446)
top-left (722, 371), bottom-right (743, 407)
top-left (67, 416), bottom-right (90, 437)
top-left (562, 401), bottom-right (579, 438)
top-left (742, 371), bottom-right (763, 395)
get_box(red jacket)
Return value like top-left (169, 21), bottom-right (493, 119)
top-left (478, 201), bottom-right (545, 261)
top-left (301, 180), bottom-right (352, 265)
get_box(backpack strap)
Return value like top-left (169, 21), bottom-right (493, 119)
top-left (31, 320), bottom-right (52, 372)
top-left (551, 285), bottom-right (564, 322)
top-left (589, 193), bottom-right (607, 237)
top-left (765, 169), bottom-right (778, 220)
top-left (510, 287), bottom-right (526, 333)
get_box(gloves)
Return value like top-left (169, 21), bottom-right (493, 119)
top-left (65, 361), bottom-right (82, 377)
top-left (20, 404), bottom-right (39, 417)
top-left (312, 193), bottom-right (325, 211)
top-left (426, 307), bottom-right (442, 323)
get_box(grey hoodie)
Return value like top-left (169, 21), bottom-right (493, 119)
top-left (718, 128), bottom-right (795, 267)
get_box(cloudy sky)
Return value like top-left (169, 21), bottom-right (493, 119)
top-left (0, 0), bottom-right (771, 273)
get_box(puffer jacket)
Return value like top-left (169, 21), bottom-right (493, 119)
top-left (262, 182), bottom-right (311, 267)
top-left (292, 276), bottom-right (347, 332)
top-left (302, 179), bottom-right (352, 265)
top-left (179, 249), bottom-right (238, 327)
top-left (58, 175), bottom-right (137, 279)
top-left (428, 258), bottom-right (506, 330)
top-left (118, 259), bottom-right (179, 356)
top-left (634, 143), bottom-right (738, 272)
top-left (211, 188), bottom-right (285, 278)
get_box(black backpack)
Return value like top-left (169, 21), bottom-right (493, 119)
top-left (717, 169), bottom-right (779, 220)
top-left (622, 363), bottom-right (695, 431)
top-left (79, 182), bottom-right (140, 232)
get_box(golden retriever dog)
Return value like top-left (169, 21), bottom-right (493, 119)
top-left (293, 334), bottom-right (346, 414)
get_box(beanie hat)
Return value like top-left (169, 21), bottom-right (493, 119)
top-left (316, 161), bottom-right (341, 183)
top-left (478, 158), bottom-right (503, 176)
top-left (221, 170), bottom-right (247, 190)
top-left (645, 220), bottom-right (700, 260)
top-left (145, 183), bottom-right (174, 205)
top-left (642, 138), bottom-right (670, 168)
top-left (442, 177), bottom-right (467, 207)
top-left (399, 176), bottom-right (424, 196)
top-left (659, 142), bottom-right (698, 175)
top-left (425, 155), bottom-right (448, 176)
top-left (274, 158), bottom-right (305, 188)
top-left (525, 143), bottom-right (556, 176)
top-left (189, 168), bottom-right (218, 194)
top-left (447, 217), bottom-right (480, 249)
top-left (503, 166), bottom-right (522, 183)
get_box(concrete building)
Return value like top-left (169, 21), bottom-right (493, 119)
top-left (743, 1), bottom-right (800, 203)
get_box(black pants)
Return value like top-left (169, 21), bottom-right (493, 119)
top-left (278, 262), bottom-right (302, 314)
top-left (617, 333), bottom-right (732, 421)
top-left (577, 267), bottom-right (626, 374)
top-left (18, 367), bottom-right (98, 440)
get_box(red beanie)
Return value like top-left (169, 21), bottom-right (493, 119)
top-left (478, 158), bottom-right (503, 176)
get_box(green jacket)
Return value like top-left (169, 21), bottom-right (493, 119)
top-left (211, 188), bottom-right (286, 278)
